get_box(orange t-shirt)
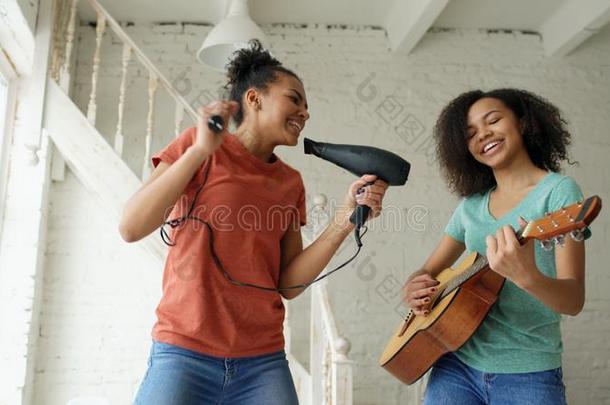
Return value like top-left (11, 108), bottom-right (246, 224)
top-left (150, 127), bottom-right (306, 357)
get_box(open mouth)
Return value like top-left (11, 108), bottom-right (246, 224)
top-left (481, 139), bottom-right (504, 155)
top-left (287, 119), bottom-right (303, 133)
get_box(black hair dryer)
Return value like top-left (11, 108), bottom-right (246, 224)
top-left (304, 138), bottom-right (410, 247)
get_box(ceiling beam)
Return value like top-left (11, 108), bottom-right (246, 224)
top-left (385, 0), bottom-right (451, 53)
top-left (539, 0), bottom-right (610, 58)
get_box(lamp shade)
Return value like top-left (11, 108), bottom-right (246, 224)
top-left (197, 0), bottom-right (269, 71)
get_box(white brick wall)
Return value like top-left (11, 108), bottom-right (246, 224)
top-left (32, 169), bottom-right (161, 405)
top-left (23, 20), bottom-right (610, 405)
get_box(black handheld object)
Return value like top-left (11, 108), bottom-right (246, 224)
top-left (304, 138), bottom-right (410, 246)
top-left (208, 115), bottom-right (225, 133)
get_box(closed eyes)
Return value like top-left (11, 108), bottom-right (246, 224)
top-left (466, 116), bottom-right (502, 138)
top-left (288, 88), bottom-right (308, 109)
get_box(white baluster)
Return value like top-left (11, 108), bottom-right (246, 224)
top-left (309, 194), bottom-right (333, 404)
top-left (332, 337), bottom-right (353, 405)
top-left (175, 102), bottom-right (185, 138)
top-left (323, 342), bottom-right (332, 404)
top-left (141, 72), bottom-right (158, 179)
top-left (283, 296), bottom-right (291, 354)
top-left (49, 0), bottom-right (64, 82)
top-left (61, 0), bottom-right (79, 80)
top-left (303, 191), bottom-right (354, 403)
top-left (85, 0), bottom-right (199, 127)
top-left (312, 194), bottom-right (329, 238)
top-left (87, 11), bottom-right (106, 125)
top-left (334, 337), bottom-right (351, 362)
top-left (114, 43), bottom-right (131, 156)
top-left (311, 287), bottom-right (325, 405)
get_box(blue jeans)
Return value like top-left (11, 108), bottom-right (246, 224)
top-left (133, 340), bottom-right (299, 405)
top-left (424, 353), bottom-right (567, 405)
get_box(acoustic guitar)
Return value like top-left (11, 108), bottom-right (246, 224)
top-left (379, 196), bottom-right (602, 385)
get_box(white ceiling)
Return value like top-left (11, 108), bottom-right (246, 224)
top-left (78, 0), bottom-right (610, 57)
top-left (434, 0), bottom-right (571, 31)
top-left (79, 0), bottom-right (569, 29)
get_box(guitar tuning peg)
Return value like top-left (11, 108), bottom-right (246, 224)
top-left (554, 234), bottom-right (566, 247)
top-left (570, 229), bottom-right (585, 242)
top-left (540, 239), bottom-right (554, 251)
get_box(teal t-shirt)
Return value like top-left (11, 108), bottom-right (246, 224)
top-left (445, 172), bottom-right (590, 373)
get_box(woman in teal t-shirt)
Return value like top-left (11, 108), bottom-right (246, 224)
top-left (403, 89), bottom-right (589, 404)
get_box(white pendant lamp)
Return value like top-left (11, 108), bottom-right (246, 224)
top-left (197, 0), bottom-right (269, 71)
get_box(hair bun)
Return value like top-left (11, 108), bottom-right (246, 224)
top-left (223, 39), bottom-right (300, 125)
top-left (226, 39), bottom-right (280, 85)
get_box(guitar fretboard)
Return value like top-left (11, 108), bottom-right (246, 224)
top-left (439, 255), bottom-right (490, 300)
top-left (438, 228), bottom-right (526, 300)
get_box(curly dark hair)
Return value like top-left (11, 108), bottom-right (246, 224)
top-left (434, 88), bottom-right (573, 197)
top-left (225, 39), bottom-right (301, 125)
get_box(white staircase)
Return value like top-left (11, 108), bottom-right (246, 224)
top-left (44, 0), bottom-right (354, 403)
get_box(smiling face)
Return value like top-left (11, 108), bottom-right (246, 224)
top-left (466, 97), bottom-right (528, 170)
top-left (245, 72), bottom-right (310, 147)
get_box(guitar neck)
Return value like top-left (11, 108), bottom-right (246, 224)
top-left (439, 229), bottom-right (526, 300)
top-left (439, 255), bottom-right (491, 300)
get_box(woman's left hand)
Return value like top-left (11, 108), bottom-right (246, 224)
top-left (342, 174), bottom-right (389, 220)
top-left (486, 217), bottom-right (540, 289)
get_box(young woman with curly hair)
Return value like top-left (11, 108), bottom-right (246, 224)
top-left (403, 89), bottom-right (589, 405)
top-left (121, 40), bottom-right (388, 404)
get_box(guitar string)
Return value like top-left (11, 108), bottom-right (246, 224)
top-left (439, 255), bottom-right (489, 300)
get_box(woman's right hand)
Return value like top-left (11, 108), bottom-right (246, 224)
top-left (403, 269), bottom-right (440, 316)
top-left (194, 100), bottom-right (240, 156)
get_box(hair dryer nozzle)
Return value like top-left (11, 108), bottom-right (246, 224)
top-left (303, 138), bottom-right (320, 156)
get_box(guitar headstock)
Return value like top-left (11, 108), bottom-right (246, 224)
top-left (522, 196), bottom-right (602, 247)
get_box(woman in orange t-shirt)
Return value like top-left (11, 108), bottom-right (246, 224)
top-left (120, 40), bottom-right (388, 404)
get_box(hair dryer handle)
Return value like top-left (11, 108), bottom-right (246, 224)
top-left (350, 205), bottom-right (370, 247)
top-left (208, 115), bottom-right (225, 133)
top-left (350, 205), bottom-right (371, 226)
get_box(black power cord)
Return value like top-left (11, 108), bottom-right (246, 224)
top-left (159, 155), bottom-right (367, 293)
top-left (160, 116), bottom-right (368, 292)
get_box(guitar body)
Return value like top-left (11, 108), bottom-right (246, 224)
top-left (379, 252), bottom-right (506, 385)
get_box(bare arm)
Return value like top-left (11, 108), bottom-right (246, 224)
top-left (403, 234), bottom-right (466, 315)
top-left (277, 212), bottom-right (352, 300)
top-left (118, 101), bottom-right (238, 242)
top-left (418, 234), bottom-right (467, 278)
top-left (520, 236), bottom-right (585, 315)
top-left (487, 220), bottom-right (586, 316)
top-left (278, 176), bottom-right (389, 300)
top-left (118, 149), bottom-right (208, 242)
